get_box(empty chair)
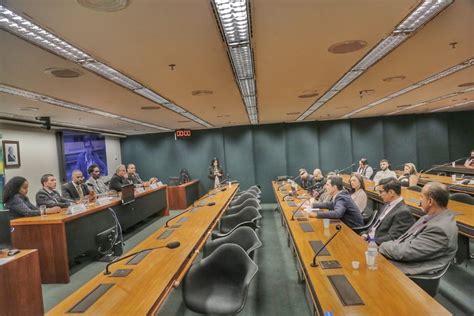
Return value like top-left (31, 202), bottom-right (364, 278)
top-left (220, 206), bottom-right (262, 234)
top-left (226, 198), bottom-right (261, 216)
top-left (183, 244), bottom-right (258, 314)
top-left (409, 263), bottom-right (451, 297)
top-left (248, 185), bottom-right (261, 194)
top-left (407, 186), bottom-right (422, 192)
top-left (203, 226), bottom-right (262, 259)
top-left (352, 210), bottom-right (379, 235)
top-left (450, 193), bottom-right (474, 205)
top-left (235, 188), bottom-right (260, 199)
top-left (230, 192), bottom-right (257, 207)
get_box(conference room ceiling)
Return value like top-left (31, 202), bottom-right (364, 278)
top-left (0, 0), bottom-right (473, 135)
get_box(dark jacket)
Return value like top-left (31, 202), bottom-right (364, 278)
top-left (62, 182), bottom-right (90, 200)
top-left (313, 190), bottom-right (364, 228)
top-left (300, 175), bottom-right (315, 190)
top-left (109, 174), bottom-right (132, 192)
top-left (5, 194), bottom-right (40, 219)
top-left (364, 200), bottom-right (415, 245)
top-left (128, 173), bottom-right (144, 185)
top-left (36, 188), bottom-right (71, 208)
top-left (208, 166), bottom-right (224, 182)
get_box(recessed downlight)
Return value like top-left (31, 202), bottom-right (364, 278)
top-left (178, 120), bottom-right (191, 123)
top-left (298, 91), bottom-right (319, 98)
top-left (45, 68), bottom-right (83, 78)
top-left (328, 40), bottom-right (367, 54)
top-left (286, 112), bottom-right (300, 115)
top-left (383, 75), bottom-right (406, 82)
top-left (77, 0), bottom-right (129, 12)
top-left (458, 82), bottom-right (474, 87)
top-left (140, 106), bottom-right (161, 110)
top-left (396, 104), bottom-right (411, 108)
top-left (191, 90), bottom-right (213, 96)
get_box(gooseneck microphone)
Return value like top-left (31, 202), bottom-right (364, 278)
top-left (291, 197), bottom-right (312, 221)
top-left (311, 225), bottom-right (342, 267)
top-left (335, 163), bottom-right (355, 175)
top-left (104, 241), bottom-right (180, 275)
top-left (278, 174), bottom-right (302, 191)
top-left (165, 202), bottom-right (202, 228)
top-left (420, 157), bottom-right (468, 176)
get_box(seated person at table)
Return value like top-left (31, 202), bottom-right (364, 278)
top-left (36, 174), bottom-right (72, 208)
top-left (373, 159), bottom-right (397, 185)
top-left (62, 170), bottom-right (90, 201)
top-left (349, 174), bottom-right (367, 213)
top-left (379, 182), bottom-right (458, 275)
top-left (4, 176), bottom-right (60, 219)
top-left (361, 178), bottom-right (414, 244)
top-left (313, 168), bottom-right (324, 184)
top-left (309, 176), bottom-right (364, 228)
top-left (86, 164), bottom-right (108, 194)
top-left (127, 163), bottom-right (158, 186)
top-left (109, 164), bottom-right (132, 192)
top-left (398, 163), bottom-right (419, 187)
top-left (314, 172), bottom-right (335, 202)
top-left (464, 149), bottom-right (474, 169)
top-left (299, 169), bottom-right (315, 190)
top-left (356, 158), bottom-right (374, 179)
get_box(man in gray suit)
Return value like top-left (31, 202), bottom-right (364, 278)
top-left (379, 182), bottom-right (458, 275)
top-left (361, 177), bottom-right (415, 244)
top-left (36, 174), bottom-right (72, 208)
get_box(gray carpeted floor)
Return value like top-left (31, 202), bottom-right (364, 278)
top-left (43, 204), bottom-right (472, 315)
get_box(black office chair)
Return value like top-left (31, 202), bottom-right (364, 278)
top-left (0, 210), bottom-right (12, 248)
top-left (182, 244), bottom-right (258, 314)
top-left (449, 193), bottom-right (474, 205)
top-left (226, 198), bottom-right (261, 216)
top-left (407, 186), bottom-right (422, 192)
top-left (352, 210), bottom-right (379, 235)
top-left (230, 192), bottom-right (257, 207)
top-left (213, 207), bottom-right (262, 239)
top-left (361, 199), bottom-right (374, 221)
top-left (408, 263), bottom-right (451, 297)
top-left (203, 226), bottom-right (262, 260)
top-left (235, 188), bottom-right (261, 199)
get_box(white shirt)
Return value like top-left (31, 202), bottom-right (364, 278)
top-left (369, 196), bottom-right (404, 236)
top-left (373, 169), bottom-right (397, 185)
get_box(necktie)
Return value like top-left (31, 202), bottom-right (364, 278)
top-left (77, 184), bottom-right (84, 199)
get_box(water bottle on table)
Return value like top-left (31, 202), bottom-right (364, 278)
top-left (366, 235), bottom-right (378, 270)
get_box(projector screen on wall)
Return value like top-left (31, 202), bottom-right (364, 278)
top-left (60, 131), bottom-right (108, 182)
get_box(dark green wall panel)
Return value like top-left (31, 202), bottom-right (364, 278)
top-left (253, 124), bottom-right (287, 202)
top-left (351, 117), bottom-right (384, 170)
top-left (222, 126), bottom-right (255, 191)
top-left (285, 122), bottom-right (320, 177)
top-left (383, 115), bottom-right (417, 169)
top-left (416, 113), bottom-right (449, 171)
top-left (121, 110), bottom-right (473, 204)
top-left (319, 120), bottom-right (352, 174)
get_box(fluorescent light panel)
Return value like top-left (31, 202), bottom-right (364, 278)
top-left (0, 4), bottom-right (211, 128)
top-left (296, 0), bottom-right (452, 122)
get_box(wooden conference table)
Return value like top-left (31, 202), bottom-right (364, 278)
top-left (433, 165), bottom-right (474, 176)
top-left (340, 174), bottom-right (474, 238)
top-left (273, 181), bottom-right (450, 316)
top-left (394, 170), bottom-right (474, 195)
top-left (47, 183), bottom-right (239, 315)
top-left (10, 185), bottom-right (168, 284)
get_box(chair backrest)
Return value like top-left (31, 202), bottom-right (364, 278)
top-left (203, 226), bottom-right (262, 259)
top-left (449, 193), bottom-right (474, 205)
top-left (0, 210), bottom-right (12, 248)
top-left (220, 206), bottom-right (262, 234)
top-left (407, 186), bottom-right (422, 192)
top-left (230, 192), bottom-right (256, 206)
top-left (226, 198), bottom-right (260, 215)
top-left (248, 185), bottom-right (261, 194)
top-left (409, 263), bottom-right (451, 297)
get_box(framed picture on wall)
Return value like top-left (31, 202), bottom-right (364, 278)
top-left (2, 140), bottom-right (21, 168)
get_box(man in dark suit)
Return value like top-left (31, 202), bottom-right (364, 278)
top-left (109, 164), bottom-right (132, 192)
top-left (36, 174), bottom-right (72, 208)
top-left (361, 177), bottom-right (415, 244)
top-left (309, 176), bottom-right (364, 228)
top-left (299, 169), bottom-right (315, 190)
top-left (379, 182), bottom-right (458, 275)
top-left (62, 170), bottom-right (90, 201)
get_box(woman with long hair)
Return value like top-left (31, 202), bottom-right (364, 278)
top-left (208, 158), bottom-right (224, 188)
top-left (398, 163), bottom-right (419, 187)
top-left (349, 173), bottom-right (367, 213)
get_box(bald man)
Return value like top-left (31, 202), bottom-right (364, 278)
top-left (109, 164), bottom-right (132, 192)
top-left (62, 170), bottom-right (90, 200)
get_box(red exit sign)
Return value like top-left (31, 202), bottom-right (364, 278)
top-left (175, 129), bottom-right (192, 138)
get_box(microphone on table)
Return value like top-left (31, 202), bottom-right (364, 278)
top-left (104, 241), bottom-right (180, 275)
top-left (277, 172), bottom-right (304, 191)
top-left (334, 163), bottom-right (355, 175)
top-left (420, 157), bottom-right (468, 176)
top-left (310, 225), bottom-right (342, 267)
top-left (291, 196), bottom-right (312, 221)
top-left (165, 201), bottom-right (209, 228)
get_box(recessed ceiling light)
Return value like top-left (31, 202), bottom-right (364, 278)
top-left (20, 106), bottom-right (39, 111)
top-left (286, 112), bottom-right (300, 115)
top-left (44, 67), bottom-right (83, 78)
top-left (396, 104), bottom-right (412, 108)
top-left (383, 75), bottom-right (406, 82)
top-left (140, 106), bottom-right (161, 110)
top-left (328, 40), bottom-right (367, 54)
top-left (77, 0), bottom-right (129, 12)
top-left (191, 90), bottom-right (213, 96)
top-left (458, 82), bottom-right (474, 87)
